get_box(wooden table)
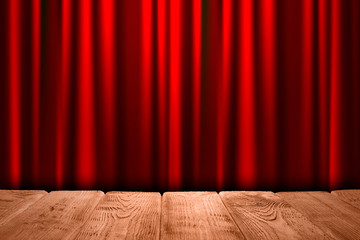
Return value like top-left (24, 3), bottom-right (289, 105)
top-left (0, 190), bottom-right (359, 239)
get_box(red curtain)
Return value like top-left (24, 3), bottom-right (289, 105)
top-left (0, 0), bottom-right (359, 191)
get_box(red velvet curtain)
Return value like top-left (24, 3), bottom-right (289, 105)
top-left (0, 0), bottom-right (359, 191)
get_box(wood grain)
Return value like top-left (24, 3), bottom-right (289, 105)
top-left (219, 191), bottom-right (330, 239)
top-left (331, 190), bottom-right (360, 210)
top-left (0, 190), bottom-right (47, 226)
top-left (277, 191), bottom-right (360, 240)
top-left (0, 190), bottom-right (103, 240)
top-left (71, 192), bottom-right (161, 240)
top-left (161, 192), bottom-right (245, 240)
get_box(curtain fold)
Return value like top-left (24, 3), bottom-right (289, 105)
top-left (0, 0), bottom-right (359, 191)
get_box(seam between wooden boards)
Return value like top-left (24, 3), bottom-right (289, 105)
top-left (159, 193), bottom-right (162, 240)
top-left (217, 191), bottom-right (246, 237)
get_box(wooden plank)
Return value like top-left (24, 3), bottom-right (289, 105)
top-left (70, 192), bottom-right (161, 239)
top-left (161, 192), bottom-right (245, 239)
top-left (0, 190), bottom-right (47, 226)
top-left (219, 191), bottom-right (330, 239)
top-left (331, 190), bottom-right (360, 210)
top-left (277, 191), bottom-right (360, 240)
top-left (0, 190), bottom-right (103, 240)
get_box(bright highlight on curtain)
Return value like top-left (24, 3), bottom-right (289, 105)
top-left (0, 0), bottom-right (359, 191)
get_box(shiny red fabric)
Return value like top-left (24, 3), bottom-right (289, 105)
top-left (0, 0), bottom-right (359, 191)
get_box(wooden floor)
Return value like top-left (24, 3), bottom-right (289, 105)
top-left (0, 190), bottom-right (359, 239)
